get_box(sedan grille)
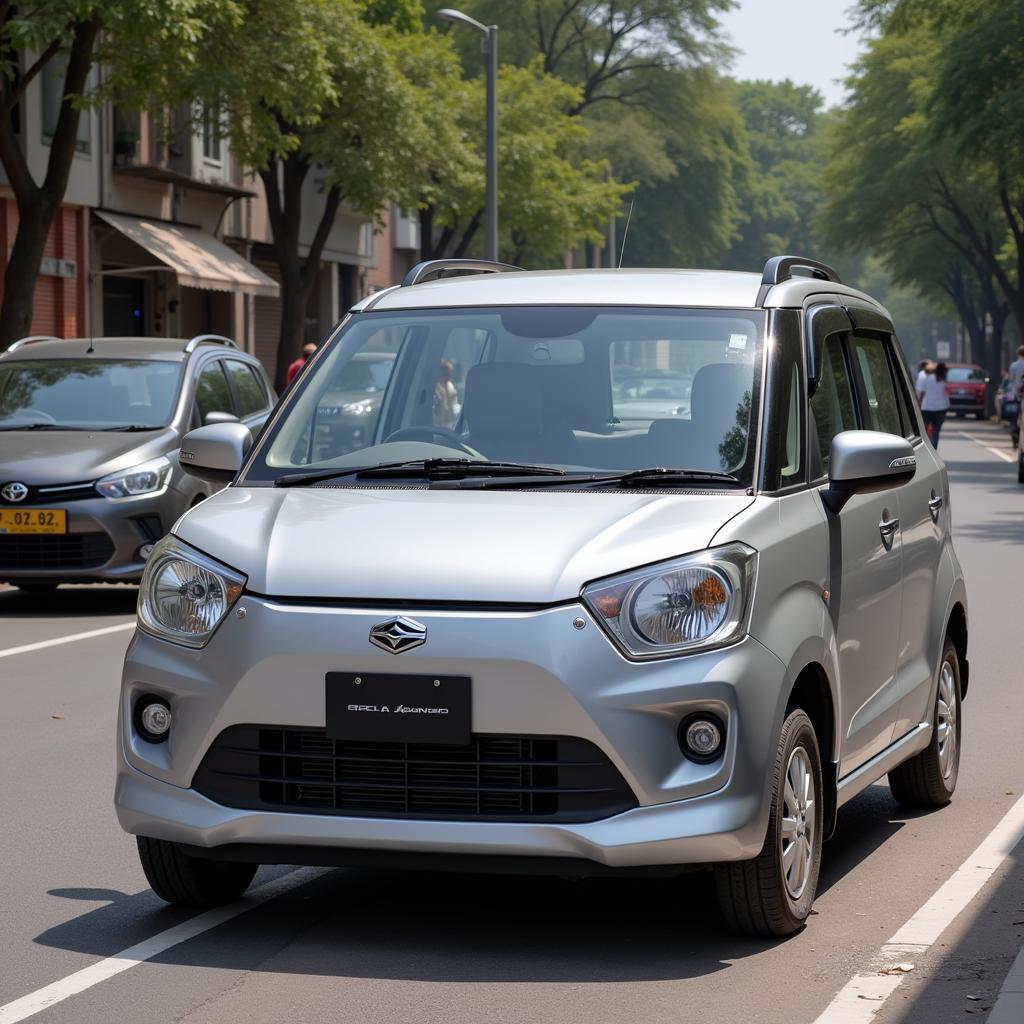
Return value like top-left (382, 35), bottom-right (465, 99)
top-left (0, 532), bottom-right (114, 570)
top-left (193, 726), bottom-right (637, 822)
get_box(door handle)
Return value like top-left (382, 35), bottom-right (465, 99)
top-left (928, 494), bottom-right (943, 521)
top-left (879, 516), bottom-right (900, 545)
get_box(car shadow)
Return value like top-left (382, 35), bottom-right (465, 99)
top-left (0, 584), bottom-right (138, 618)
top-left (35, 785), bottom-right (911, 984)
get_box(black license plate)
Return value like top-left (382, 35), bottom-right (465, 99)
top-left (325, 672), bottom-right (471, 744)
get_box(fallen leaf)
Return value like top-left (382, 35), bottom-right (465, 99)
top-left (966, 996), bottom-right (980, 1001)
top-left (879, 963), bottom-right (915, 975)
top-left (50, 714), bottom-right (64, 720)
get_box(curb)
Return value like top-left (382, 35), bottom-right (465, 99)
top-left (987, 943), bottom-right (1024, 1023)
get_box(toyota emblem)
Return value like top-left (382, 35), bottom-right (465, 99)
top-left (369, 616), bottom-right (427, 654)
top-left (1, 481), bottom-right (28, 503)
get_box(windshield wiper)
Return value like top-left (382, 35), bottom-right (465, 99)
top-left (275, 458), bottom-right (566, 488)
top-left (0, 423), bottom-right (92, 432)
top-left (605, 467), bottom-right (742, 487)
top-left (99, 424), bottom-right (159, 432)
top-left (444, 466), bottom-right (743, 490)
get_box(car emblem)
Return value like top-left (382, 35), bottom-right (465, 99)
top-left (369, 616), bottom-right (427, 654)
top-left (1, 481), bottom-right (28, 503)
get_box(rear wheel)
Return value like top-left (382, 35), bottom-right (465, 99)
top-left (975, 411), bottom-right (986, 420)
top-left (888, 639), bottom-right (961, 808)
top-left (136, 836), bottom-right (257, 907)
top-left (714, 708), bottom-right (822, 937)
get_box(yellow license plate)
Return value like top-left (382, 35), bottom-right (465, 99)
top-left (0, 508), bottom-right (67, 534)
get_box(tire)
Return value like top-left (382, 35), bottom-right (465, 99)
top-left (888, 639), bottom-right (961, 808)
top-left (1018, 454), bottom-right (1024, 484)
top-left (15, 583), bottom-right (58, 594)
top-left (715, 708), bottom-right (823, 937)
top-left (136, 836), bottom-right (257, 907)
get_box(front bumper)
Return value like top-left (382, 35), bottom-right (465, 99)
top-left (0, 487), bottom-right (189, 584)
top-left (116, 596), bottom-right (790, 867)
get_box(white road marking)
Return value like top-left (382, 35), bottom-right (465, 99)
top-left (0, 622), bottom-right (135, 660)
top-left (0, 868), bottom-right (323, 1024)
top-left (812, 791), bottom-right (1024, 1022)
top-left (956, 431), bottom-right (1015, 463)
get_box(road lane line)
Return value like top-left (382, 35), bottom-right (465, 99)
top-left (0, 867), bottom-right (323, 1024)
top-left (956, 431), bottom-right (1015, 463)
top-left (0, 622), bottom-right (135, 660)
top-left (812, 791), bottom-right (1024, 1023)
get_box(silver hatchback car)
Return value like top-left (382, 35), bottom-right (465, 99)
top-left (116, 256), bottom-right (968, 937)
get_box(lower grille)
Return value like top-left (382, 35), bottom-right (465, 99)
top-left (194, 726), bottom-right (637, 823)
top-left (0, 532), bottom-right (114, 570)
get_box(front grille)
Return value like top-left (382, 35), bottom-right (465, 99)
top-left (0, 532), bottom-right (114, 570)
top-left (0, 481), bottom-right (97, 504)
top-left (194, 726), bottom-right (637, 823)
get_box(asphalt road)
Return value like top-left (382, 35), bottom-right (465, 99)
top-left (2, 420), bottom-right (1023, 1024)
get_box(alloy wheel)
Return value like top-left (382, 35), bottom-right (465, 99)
top-left (937, 658), bottom-right (958, 783)
top-left (781, 746), bottom-right (816, 901)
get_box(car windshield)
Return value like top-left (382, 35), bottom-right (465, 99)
top-left (946, 367), bottom-right (985, 382)
top-left (246, 306), bottom-right (764, 487)
top-left (0, 359), bottom-right (181, 429)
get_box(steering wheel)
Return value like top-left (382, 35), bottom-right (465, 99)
top-left (14, 409), bottom-right (57, 425)
top-left (384, 425), bottom-right (479, 456)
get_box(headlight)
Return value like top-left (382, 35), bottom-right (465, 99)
top-left (137, 535), bottom-right (246, 648)
top-left (581, 543), bottom-right (757, 658)
top-left (97, 456), bottom-right (171, 499)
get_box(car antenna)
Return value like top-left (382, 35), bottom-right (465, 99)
top-left (618, 199), bottom-right (634, 269)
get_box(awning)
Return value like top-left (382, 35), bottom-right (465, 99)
top-left (95, 211), bottom-right (279, 298)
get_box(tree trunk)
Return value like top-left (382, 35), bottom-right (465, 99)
top-left (0, 18), bottom-right (99, 348)
top-left (0, 198), bottom-right (53, 345)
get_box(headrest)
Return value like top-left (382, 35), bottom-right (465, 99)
top-left (691, 362), bottom-right (751, 426)
top-left (464, 362), bottom-right (544, 438)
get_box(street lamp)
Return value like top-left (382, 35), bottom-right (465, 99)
top-left (437, 8), bottom-right (498, 262)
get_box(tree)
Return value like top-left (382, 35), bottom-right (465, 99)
top-left (720, 80), bottom-right (827, 272)
top-left (191, 0), bottom-right (457, 387)
top-left (0, 1), bottom-right (235, 348)
top-left (819, 24), bottom-right (1013, 383)
top-left (418, 61), bottom-right (630, 265)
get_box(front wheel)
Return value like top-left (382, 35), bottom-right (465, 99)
top-left (714, 708), bottom-right (823, 937)
top-left (137, 836), bottom-right (257, 907)
top-left (888, 639), bottom-right (961, 807)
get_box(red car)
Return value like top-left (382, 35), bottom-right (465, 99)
top-left (945, 362), bottom-right (989, 419)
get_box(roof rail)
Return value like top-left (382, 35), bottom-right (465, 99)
top-left (184, 334), bottom-right (238, 354)
top-left (5, 335), bottom-right (60, 353)
top-left (401, 259), bottom-right (523, 288)
top-left (757, 255), bottom-right (841, 305)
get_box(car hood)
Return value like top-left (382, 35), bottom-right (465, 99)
top-left (175, 485), bottom-right (755, 603)
top-left (0, 428), bottom-right (175, 484)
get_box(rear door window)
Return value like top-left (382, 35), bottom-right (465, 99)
top-left (851, 335), bottom-right (903, 435)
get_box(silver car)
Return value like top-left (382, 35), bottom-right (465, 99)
top-left (115, 257), bottom-right (968, 937)
top-left (0, 335), bottom-right (275, 589)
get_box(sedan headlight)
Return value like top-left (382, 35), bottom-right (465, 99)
top-left (97, 456), bottom-right (171, 499)
top-left (582, 543), bottom-right (757, 659)
top-left (137, 535), bottom-right (246, 648)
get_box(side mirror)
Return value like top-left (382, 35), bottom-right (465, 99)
top-left (204, 409), bottom-right (239, 426)
top-left (820, 430), bottom-right (916, 515)
top-left (179, 422), bottom-right (253, 484)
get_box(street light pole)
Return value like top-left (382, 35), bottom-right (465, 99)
top-left (437, 8), bottom-right (498, 261)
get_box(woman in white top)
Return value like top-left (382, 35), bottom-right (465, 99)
top-left (918, 361), bottom-right (950, 447)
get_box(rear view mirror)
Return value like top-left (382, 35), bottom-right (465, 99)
top-left (179, 423), bottom-right (253, 484)
top-left (820, 430), bottom-right (916, 514)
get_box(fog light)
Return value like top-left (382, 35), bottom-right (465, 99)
top-left (136, 697), bottom-right (171, 742)
top-left (680, 713), bottom-right (724, 763)
top-left (138, 543), bottom-right (155, 560)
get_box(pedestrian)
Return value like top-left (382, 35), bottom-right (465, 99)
top-left (918, 360), bottom-right (950, 447)
top-left (915, 359), bottom-right (932, 394)
top-left (286, 343), bottom-right (317, 386)
top-left (1009, 346), bottom-right (1024, 446)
